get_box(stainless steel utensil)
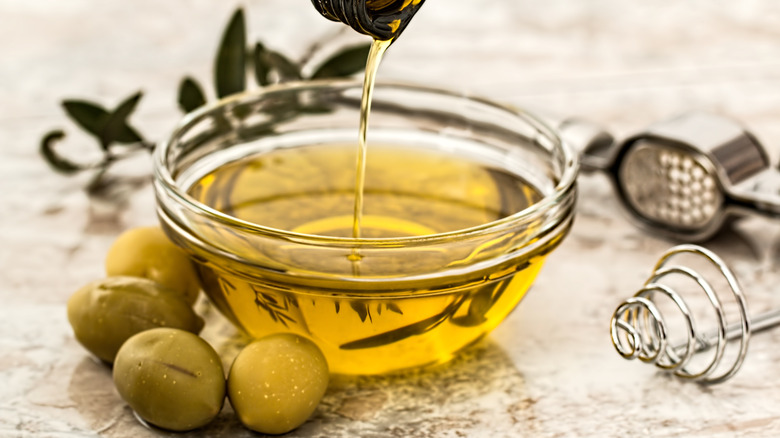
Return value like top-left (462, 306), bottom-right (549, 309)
top-left (556, 112), bottom-right (780, 241)
top-left (610, 244), bottom-right (780, 384)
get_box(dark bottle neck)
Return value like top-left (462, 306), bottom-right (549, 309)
top-left (311, 0), bottom-right (425, 41)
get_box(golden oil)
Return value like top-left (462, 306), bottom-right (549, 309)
top-left (185, 143), bottom-right (562, 375)
top-left (353, 38), bottom-right (391, 239)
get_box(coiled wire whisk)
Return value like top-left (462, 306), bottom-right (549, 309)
top-left (610, 244), bottom-right (780, 384)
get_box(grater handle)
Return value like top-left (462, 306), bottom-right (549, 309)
top-left (536, 112), bottom-right (616, 173)
top-left (728, 167), bottom-right (780, 218)
top-left (558, 118), bottom-right (617, 173)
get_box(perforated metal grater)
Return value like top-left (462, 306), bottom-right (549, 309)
top-left (555, 111), bottom-right (780, 241)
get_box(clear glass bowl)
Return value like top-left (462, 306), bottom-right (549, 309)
top-left (153, 80), bottom-right (578, 375)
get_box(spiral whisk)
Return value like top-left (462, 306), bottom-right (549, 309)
top-left (610, 244), bottom-right (780, 384)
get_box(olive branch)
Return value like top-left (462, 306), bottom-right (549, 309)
top-left (40, 8), bottom-right (370, 197)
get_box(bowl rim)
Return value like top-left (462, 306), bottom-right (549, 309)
top-left (153, 79), bottom-right (579, 249)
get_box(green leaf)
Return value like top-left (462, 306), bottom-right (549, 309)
top-left (103, 91), bottom-right (144, 146)
top-left (178, 77), bottom-right (207, 113)
top-left (266, 50), bottom-right (302, 82)
top-left (61, 100), bottom-right (110, 140)
top-left (39, 130), bottom-right (87, 175)
top-left (386, 302), bottom-right (403, 315)
top-left (253, 43), bottom-right (301, 84)
top-left (310, 44), bottom-right (371, 79)
top-left (215, 8), bottom-right (247, 98)
top-left (350, 301), bottom-right (370, 323)
top-left (252, 43), bottom-right (272, 86)
top-left (339, 295), bottom-right (468, 350)
top-left (113, 125), bottom-right (144, 145)
top-left (451, 280), bottom-right (510, 328)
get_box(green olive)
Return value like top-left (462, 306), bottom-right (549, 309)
top-left (113, 328), bottom-right (226, 432)
top-left (67, 276), bottom-right (204, 363)
top-left (227, 334), bottom-right (329, 435)
top-left (105, 226), bottom-right (200, 306)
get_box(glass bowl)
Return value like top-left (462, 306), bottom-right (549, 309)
top-left (153, 80), bottom-right (578, 375)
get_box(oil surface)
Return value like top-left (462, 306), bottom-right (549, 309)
top-left (186, 144), bottom-right (557, 375)
top-left (189, 144), bottom-right (541, 238)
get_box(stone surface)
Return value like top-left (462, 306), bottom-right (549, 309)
top-left (4, 1), bottom-right (780, 437)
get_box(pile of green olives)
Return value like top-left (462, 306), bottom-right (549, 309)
top-left (67, 226), bottom-right (204, 363)
top-left (112, 329), bottom-right (330, 433)
top-left (66, 226), bottom-right (331, 434)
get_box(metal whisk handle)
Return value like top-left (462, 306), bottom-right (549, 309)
top-left (690, 309), bottom-right (780, 353)
top-left (610, 244), bottom-right (780, 384)
top-left (311, 0), bottom-right (425, 40)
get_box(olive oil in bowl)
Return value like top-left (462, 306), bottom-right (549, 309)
top-left (154, 81), bottom-right (577, 375)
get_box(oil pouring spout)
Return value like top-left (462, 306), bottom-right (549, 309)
top-left (311, 0), bottom-right (425, 41)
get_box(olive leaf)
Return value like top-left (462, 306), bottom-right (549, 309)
top-left (451, 280), bottom-right (512, 328)
top-left (40, 6), bottom-right (372, 198)
top-left (101, 91), bottom-right (144, 146)
top-left (350, 301), bottom-right (371, 323)
top-left (178, 77), bottom-right (207, 113)
top-left (252, 287), bottom-right (297, 328)
top-left (61, 100), bottom-right (110, 141)
top-left (265, 50), bottom-right (302, 81)
top-left (253, 43), bottom-right (302, 85)
top-left (385, 302), bottom-right (403, 315)
top-left (253, 43), bottom-right (272, 86)
top-left (310, 44), bottom-right (372, 79)
top-left (374, 302), bottom-right (404, 317)
top-left (339, 295), bottom-right (468, 350)
top-left (40, 130), bottom-right (89, 174)
top-left (215, 8), bottom-right (247, 98)
top-left (42, 91), bottom-right (147, 177)
top-left (62, 93), bottom-right (144, 150)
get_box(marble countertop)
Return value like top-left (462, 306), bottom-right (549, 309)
top-left (5, 1), bottom-right (780, 436)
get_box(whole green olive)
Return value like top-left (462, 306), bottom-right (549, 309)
top-left (105, 226), bottom-right (200, 306)
top-left (113, 328), bottom-right (226, 432)
top-left (67, 276), bottom-right (204, 363)
top-left (227, 333), bottom-right (329, 435)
